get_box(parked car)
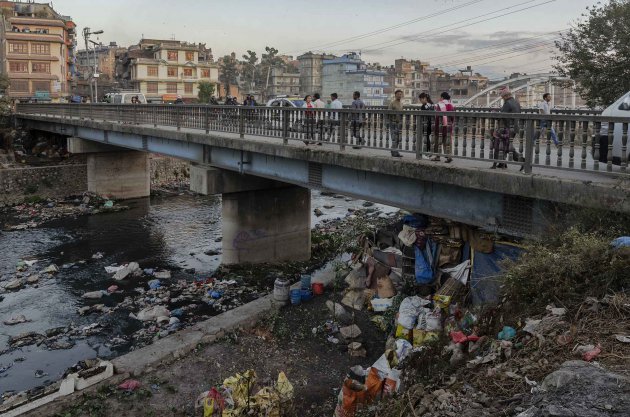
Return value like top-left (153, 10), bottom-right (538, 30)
top-left (598, 91), bottom-right (629, 165)
top-left (265, 97), bottom-right (305, 108)
top-left (109, 92), bottom-right (147, 104)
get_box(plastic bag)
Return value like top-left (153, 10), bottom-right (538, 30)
top-left (398, 296), bottom-right (430, 329)
top-left (414, 246), bottom-right (434, 284)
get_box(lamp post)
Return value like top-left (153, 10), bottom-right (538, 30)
top-left (82, 27), bottom-right (104, 102)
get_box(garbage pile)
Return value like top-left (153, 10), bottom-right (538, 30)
top-left (1, 192), bottom-right (126, 230)
top-left (195, 370), bottom-right (294, 416)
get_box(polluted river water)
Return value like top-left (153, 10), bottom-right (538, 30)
top-left (0, 191), bottom-right (396, 396)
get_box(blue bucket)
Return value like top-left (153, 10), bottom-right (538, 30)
top-left (301, 288), bottom-right (313, 302)
top-left (300, 274), bottom-right (312, 290)
top-left (290, 289), bottom-right (302, 305)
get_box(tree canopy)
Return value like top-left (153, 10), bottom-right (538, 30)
top-left (218, 54), bottom-right (239, 97)
top-left (197, 81), bottom-right (215, 103)
top-left (554, 0), bottom-right (630, 107)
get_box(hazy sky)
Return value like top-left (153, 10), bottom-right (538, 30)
top-left (53, 0), bottom-right (599, 79)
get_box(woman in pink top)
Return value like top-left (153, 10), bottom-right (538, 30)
top-left (303, 95), bottom-right (315, 144)
top-left (431, 92), bottom-right (454, 163)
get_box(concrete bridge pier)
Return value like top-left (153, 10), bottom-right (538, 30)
top-left (68, 137), bottom-right (150, 199)
top-left (191, 164), bottom-right (311, 264)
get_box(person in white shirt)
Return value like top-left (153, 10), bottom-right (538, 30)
top-left (313, 93), bottom-right (326, 144)
top-left (328, 93), bottom-right (343, 141)
top-left (539, 93), bottom-right (559, 145)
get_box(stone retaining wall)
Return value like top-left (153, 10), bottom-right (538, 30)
top-left (150, 155), bottom-right (190, 187)
top-left (0, 164), bottom-right (88, 204)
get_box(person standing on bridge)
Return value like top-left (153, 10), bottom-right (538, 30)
top-left (491, 86), bottom-right (521, 169)
top-left (327, 93), bottom-right (343, 142)
top-left (539, 93), bottom-right (559, 146)
top-left (388, 89), bottom-right (404, 157)
top-left (302, 95), bottom-right (315, 144)
top-left (313, 93), bottom-right (326, 144)
top-left (351, 91), bottom-right (365, 149)
top-left (431, 92), bottom-right (454, 163)
top-left (418, 92), bottom-right (434, 154)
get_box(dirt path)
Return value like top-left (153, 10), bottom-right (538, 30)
top-left (56, 295), bottom-right (385, 417)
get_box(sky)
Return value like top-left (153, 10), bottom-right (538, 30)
top-left (52, 0), bottom-right (600, 79)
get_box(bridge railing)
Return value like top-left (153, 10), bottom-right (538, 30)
top-left (15, 103), bottom-right (629, 176)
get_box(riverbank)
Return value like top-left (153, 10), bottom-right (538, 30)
top-left (0, 189), bottom-right (398, 411)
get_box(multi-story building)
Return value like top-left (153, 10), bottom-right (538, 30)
top-left (268, 67), bottom-right (300, 98)
top-left (74, 41), bottom-right (127, 98)
top-left (321, 53), bottom-right (388, 106)
top-left (297, 51), bottom-right (335, 96)
top-left (0, 1), bottom-right (76, 102)
top-left (122, 39), bottom-right (218, 103)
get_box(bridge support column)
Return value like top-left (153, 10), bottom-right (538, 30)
top-left (222, 185), bottom-right (311, 264)
top-left (87, 151), bottom-right (150, 199)
top-left (191, 164), bottom-right (311, 264)
top-left (68, 137), bottom-right (150, 199)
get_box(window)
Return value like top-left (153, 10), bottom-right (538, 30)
top-left (185, 51), bottom-right (194, 61)
top-left (167, 67), bottom-right (177, 77)
top-left (146, 82), bottom-right (158, 94)
top-left (32, 80), bottom-right (50, 92)
top-left (166, 82), bottom-right (177, 93)
top-left (32, 43), bottom-right (50, 55)
top-left (201, 69), bottom-right (210, 78)
top-left (184, 83), bottom-right (193, 94)
top-left (183, 68), bottom-right (192, 77)
top-left (9, 61), bottom-right (28, 72)
top-left (10, 80), bottom-right (29, 92)
top-left (32, 62), bottom-right (50, 73)
top-left (8, 42), bottom-right (28, 54)
top-left (167, 50), bottom-right (178, 61)
top-left (147, 66), bottom-right (158, 77)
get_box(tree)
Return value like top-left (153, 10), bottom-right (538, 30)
top-left (554, 0), bottom-right (630, 107)
top-left (241, 50), bottom-right (259, 93)
top-left (219, 53), bottom-right (239, 98)
top-left (260, 46), bottom-right (285, 99)
top-left (197, 81), bottom-right (215, 103)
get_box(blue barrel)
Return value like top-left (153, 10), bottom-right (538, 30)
top-left (300, 274), bottom-right (312, 290)
top-left (290, 289), bottom-right (302, 305)
top-left (301, 288), bottom-right (313, 302)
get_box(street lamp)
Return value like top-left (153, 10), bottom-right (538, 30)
top-left (82, 27), bottom-right (104, 102)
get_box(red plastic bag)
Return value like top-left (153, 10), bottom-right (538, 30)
top-left (582, 344), bottom-right (602, 362)
top-left (118, 379), bottom-right (141, 391)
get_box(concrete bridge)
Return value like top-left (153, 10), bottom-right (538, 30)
top-left (15, 104), bottom-right (630, 264)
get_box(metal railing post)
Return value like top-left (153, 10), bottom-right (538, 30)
top-left (339, 112), bottom-right (347, 151)
top-left (523, 119), bottom-right (535, 174)
top-left (176, 106), bottom-right (181, 131)
top-left (205, 106), bottom-right (210, 134)
top-left (415, 114), bottom-right (423, 159)
top-left (282, 109), bottom-right (289, 145)
top-left (239, 108), bottom-right (245, 138)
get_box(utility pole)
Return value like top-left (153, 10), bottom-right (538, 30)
top-left (82, 27), bottom-right (103, 102)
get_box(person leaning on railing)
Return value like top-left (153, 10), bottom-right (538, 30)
top-left (418, 92), bottom-right (434, 153)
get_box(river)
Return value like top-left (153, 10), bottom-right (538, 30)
top-left (0, 191), bottom-right (396, 396)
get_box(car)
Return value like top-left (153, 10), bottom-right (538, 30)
top-left (109, 92), bottom-right (147, 104)
top-left (597, 91), bottom-right (630, 165)
top-left (265, 97), bottom-right (305, 108)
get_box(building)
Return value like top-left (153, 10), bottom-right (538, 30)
top-left (74, 41), bottom-right (127, 98)
top-left (321, 52), bottom-right (388, 106)
top-left (268, 67), bottom-right (300, 98)
top-left (122, 39), bottom-right (218, 103)
top-left (0, 1), bottom-right (76, 102)
top-left (297, 51), bottom-right (335, 96)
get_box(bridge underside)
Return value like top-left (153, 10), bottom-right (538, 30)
top-left (19, 119), bottom-right (627, 242)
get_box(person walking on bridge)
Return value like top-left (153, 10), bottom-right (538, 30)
top-left (327, 93), bottom-right (343, 142)
top-left (351, 91), bottom-right (365, 149)
top-left (313, 93), bottom-right (326, 144)
top-left (491, 86), bottom-right (521, 169)
top-left (431, 92), bottom-right (454, 162)
top-left (388, 89), bottom-right (404, 157)
top-left (539, 93), bottom-right (558, 146)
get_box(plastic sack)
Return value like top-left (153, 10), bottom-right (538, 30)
top-left (398, 224), bottom-right (417, 247)
top-left (414, 246), bottom-right (434, 284)
top-left (398, 296), bottom-right (430, 329)
top-left (202, 388), bottom-right (225, 416)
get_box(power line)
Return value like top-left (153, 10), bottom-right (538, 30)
top-left (296, 0), bottom-right (486, 53)
top-left (422, 30), bottom-right (564, 62)
top-left (434, 39), bottom-right (558, 68)
top-left (360, 0), bottom-right (556, 53)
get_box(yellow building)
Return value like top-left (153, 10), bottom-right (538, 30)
top-left (128, 39), bottom-right (218, 103)
top-left (0, 1), bottom-right (76, 102)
